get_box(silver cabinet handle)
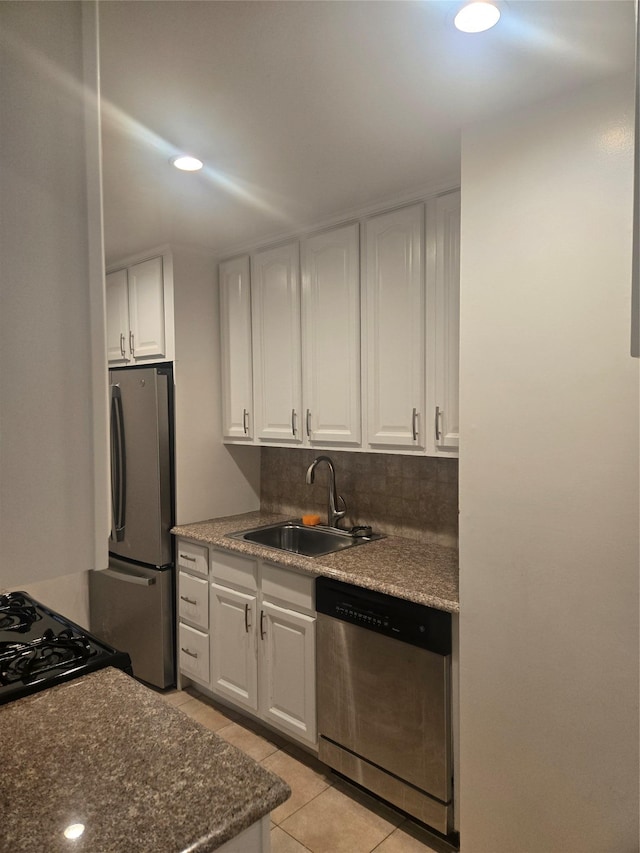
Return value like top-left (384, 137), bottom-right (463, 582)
top-left (435, 406), bottom-right (442, 441)
top-left (291, 409), bottom-right (297, 436)
top-left (242, 408), bottom-right (249, 435)
top-left (181, 647), bottom-right (198, 659)
top-left (129, 330), bottom-right (135, 357)
top-left (260, 609), bottom-right (266, 640)
top-left (180, 553), bottom-right (196, 562)
top-left (244, 602), bottom-right (252, 632)
top-left (412, 408), bottom-right (419, 441)
top-left (180, 595), bottom-right (197, 605)
top-left (119, 333), bottom-right (126, 358)
top-left (306, 409), bottom-right (311, 437)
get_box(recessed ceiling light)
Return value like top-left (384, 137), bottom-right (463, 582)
top-left (454, 1), bottom-right (501, 33)
top-left (171, 155), bottom-right (204, 172)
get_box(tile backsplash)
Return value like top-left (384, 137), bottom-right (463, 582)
top-left (260, 448), bottom-right (458, 549)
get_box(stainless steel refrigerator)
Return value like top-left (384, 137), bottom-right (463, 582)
top-left (89, 365), bottom-right (175, 688)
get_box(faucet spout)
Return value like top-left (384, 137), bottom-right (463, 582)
top-left (304, 455), bottom-right (347, 529)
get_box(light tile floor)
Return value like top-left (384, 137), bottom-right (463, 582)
top-left (162, 687), bottom-right (454, 853)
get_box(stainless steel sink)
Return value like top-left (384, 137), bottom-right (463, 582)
top-left (226, 521), bottom-right (383, 558)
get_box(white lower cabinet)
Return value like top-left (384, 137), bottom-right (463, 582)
top-left (178, 571), bottom-right (208, 631)
top-left (208, 548), bottom-right (317, 747)
top-left (210, 581), bottom-right (259, 712)
top-left (259, 600), bottom-right (316, 744)
top-left (179, 622), bottom-right (210, 685)
top-left (177, 539), bottom-right (317, 746)
top-left (177, 539), bottom-right (211, 688)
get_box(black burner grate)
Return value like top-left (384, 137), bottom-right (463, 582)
top-left (0, 593), bottom-right (42, 633)
top-left (0, 628), bottom-right (93, 685)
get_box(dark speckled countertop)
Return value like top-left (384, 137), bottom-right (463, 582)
top-left (0, 667), bottom-right (289, 853)
top-left (172, 511), bottom-right (459, 614)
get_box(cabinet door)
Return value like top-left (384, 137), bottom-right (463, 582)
top-left (301, 224), bottom-right (361, 445)
top-left (219, 256), bottom-right (254, 441)
top-left (106, 269), bottom-right (130, 364)
top-left (364, 204), bottom-right (425, 449)
top-left (127, 256), bottom-right (166, 361)
top-left (433, 192), bottom-right (460, 452)
top-left (259, 600), bottom-right (316, 745)
top-left (210, 582), bottom-right (258, 712)
top-left (251, 243), bottom-right (302, 443)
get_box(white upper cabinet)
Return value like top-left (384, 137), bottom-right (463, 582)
top-left (106, 269), bottom-right (130, 364)
top-left (106, 255), bottom-right (170, 365)
top-left (127, 257), bottom-right (166, 361)
top-left (251, 242), bottom-right (303, 443)
top-left (301, 224), bottom-right (361, 445)
top-left (364, 204), bottom-right (425, 449)
top-left (220, 256), bottom-right (254, 440)
top-left (430, 191), bottom-right (460, 453)
top-left (218, 190), bottom-right (460, 457)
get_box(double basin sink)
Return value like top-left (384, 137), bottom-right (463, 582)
top-left (227, 520), bottom-right (383, 558)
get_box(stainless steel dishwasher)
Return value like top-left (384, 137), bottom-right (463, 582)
top-left (316, 577), bottom-right (453, 837)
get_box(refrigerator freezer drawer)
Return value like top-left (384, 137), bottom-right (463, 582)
top-left (89, 561), bottom-right (174, 689)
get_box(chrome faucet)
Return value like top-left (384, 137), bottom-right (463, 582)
top-left (305, 455), bottom-right (347, 529)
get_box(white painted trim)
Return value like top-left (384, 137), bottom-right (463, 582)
top-left (82, 1), bottom-right (110, 570)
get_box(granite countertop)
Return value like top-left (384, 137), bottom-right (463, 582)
top-left (0, 667), bottom-right (289, 853)
top-left (173, 511), bottom-right (459, 613)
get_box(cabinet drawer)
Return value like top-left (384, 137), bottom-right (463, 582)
top-left (211, 549), bottom-right (258, 592)
top-left (179, 623), bottom-right (209, 685)
top-left (177, 540), bottom-right (209, 577)
top-left (261, 561), bottom-right (315, 614)
top-left (178, 571), bottom-right (208, 630)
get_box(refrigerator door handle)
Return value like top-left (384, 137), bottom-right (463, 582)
top-left (100, 568), bottom-right (156, 587)
top-left (110, 384), bottom-right (127, 542)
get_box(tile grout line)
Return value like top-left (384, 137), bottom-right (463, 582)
top-left (173, 696), bottom-right (440, 852)
top-left (267, 772), bottom-right (335, 829)
top-left (271, 823), bottom-right (314, 852)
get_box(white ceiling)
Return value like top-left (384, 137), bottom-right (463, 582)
top-left (99, 0), bottom-right (636, 265)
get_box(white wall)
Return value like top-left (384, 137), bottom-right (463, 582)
top-left (458, 77), bottom-right (639, 851)
top-left (0, 1), bottom-right (108, 590)
top-left (15, 572), bottom-right (90, 629)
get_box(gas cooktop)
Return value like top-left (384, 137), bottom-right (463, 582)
top-left (0, 591), bottom-right (132, 705)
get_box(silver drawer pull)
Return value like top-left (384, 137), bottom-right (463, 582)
top-left (181, 647), bottom-right (198, 659)
top-left (412, 407), bottom-right (419, 441)
top-left (180, 595), bottom-right (197, 605)
top-left (242, 408), bottom-right (249, 434)
top-left (120, 333), bottom-right (126, 358)
top-left (129, 330), bottom-right (135, 356)
top-left (291, 408), bottom-right (297, 436)
top-left (435, 406), bottom-right (442, 441)
top-left (306, 409), bottom-right (311, 437)
top-left (180, 553), bottom-right (196, 562)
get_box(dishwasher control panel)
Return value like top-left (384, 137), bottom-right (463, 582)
top-left (316, 577), bottom-right (451, 655)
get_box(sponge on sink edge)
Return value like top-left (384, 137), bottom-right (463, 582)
top-left (302, 514), bottom-right (321, 526)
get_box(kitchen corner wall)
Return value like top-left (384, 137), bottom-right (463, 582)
top-left (260, 448), bottom-right (458, 549)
